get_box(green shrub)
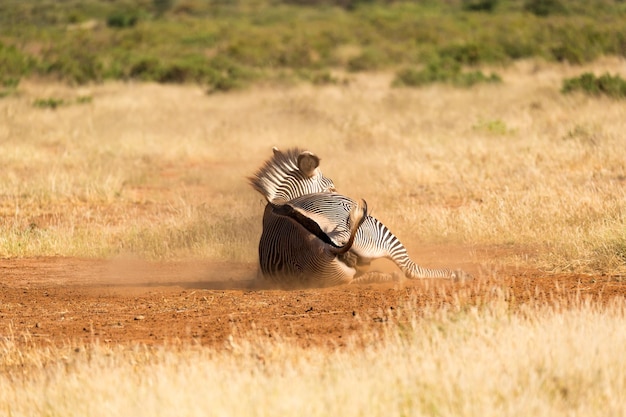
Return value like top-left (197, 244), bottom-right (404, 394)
top-left (33, 98), bottom-right (65, 109)
top-left (457, 70), bottom-right (502, 87)
top-left (76, 95), bottom-right (93, 104)
top-left (153, 0), bottom-right (174, 16)
top-left (31, 29), bottom-right (107, 84)
top-left (159, 64), bottom-right (196, 83)
top-left (462, 0), bottom-right (499, 12)
top-left (279, 0), bottom-right (373, 10)
top-left (275, 40), bottom-right (320, 69)
top-left (206, 56), bottom-right (255, 93)
top-left (107, 11), bottom-right (139, 28)
top-left (1, 78), bottom-right (19, 89)
top-left (33, 96), bottom-right (93, 108)
top-left (347, 48), bottom-right (385, 72)
top-left (547, 23), bottom-right (609, 64)
top-left (524, 0), bottom-right (566, 16)
top-left (0, 42), bottom-right (35, 81)
top-left (393, 59), bottom-right (460, 87)
top-left (393, 58), bottom-right (501, 88)
top-left (439, 43), bottom-right (481, 65)
top-left (40, 49), bottom-right (103, 84)
top-left (297, 69), bottom-right (342, 85)
top-left (127, 55), bottom-right (235, 84)
top-left (473, 118), bottom-right (511, 135)
top-left (128, 57), bottom-right (163, 81)
top-left (562, 72), bottom-right (626, 99)
top-left (0, 78), bottom-right (19, 98)
top-left (223, 33), bottom-right (282, 68)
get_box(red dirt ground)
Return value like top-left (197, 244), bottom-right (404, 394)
top-left (1, 253), bottom-right (624, 350)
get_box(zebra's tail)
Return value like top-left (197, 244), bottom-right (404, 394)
top-left (331, 199), bottom-right (368, 256)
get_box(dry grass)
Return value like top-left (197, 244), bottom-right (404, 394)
top-left (1, 295), bottom-right (625, 417)
top-left (1, 60), bottom-right (626, 414)
top-left (2, 59), bottom-right (624, 274)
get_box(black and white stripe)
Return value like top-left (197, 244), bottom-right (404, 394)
top-left (249, 147), bottom-right (335, 204)
top-left (249, 147), bottom-right (467, 288)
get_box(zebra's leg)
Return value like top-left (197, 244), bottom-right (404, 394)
top-left (350, 271), bottom-right (404, 285)
top-left (353, 215), bottom-right (472, 280)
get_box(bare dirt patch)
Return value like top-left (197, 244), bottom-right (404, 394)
top-left (1, 250), bottom-right (624, 350)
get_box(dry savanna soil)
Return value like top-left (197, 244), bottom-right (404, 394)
top-left (2, 252), bottom-right (624, 350)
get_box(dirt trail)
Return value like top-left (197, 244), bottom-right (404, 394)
top-left (1, 252), bottom-right (624, 349)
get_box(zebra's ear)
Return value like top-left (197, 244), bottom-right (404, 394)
top-left (297, 151), bottom-right (320, 177)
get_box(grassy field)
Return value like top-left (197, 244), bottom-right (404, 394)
top-left (1, 24), bottom-right (626, 414)
top-left (1, 59), bottom-right (624, 273)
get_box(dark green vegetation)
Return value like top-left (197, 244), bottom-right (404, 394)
top-left (562, 72), bottom-right (626, 98)
top-left (32, 95), bottom-right (93, 109)
top-left (1, 0), bottom-right (625, 91)
top-left (393, 58), bottom-right (502, 87)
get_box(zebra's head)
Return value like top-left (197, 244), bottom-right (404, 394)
top-left (249, 147), bottom-right (336, 203)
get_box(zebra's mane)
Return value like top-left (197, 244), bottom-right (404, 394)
top-left (249, 147), bottom-right (330, 204)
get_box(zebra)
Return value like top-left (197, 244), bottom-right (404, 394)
top-left (259, 193), bottom-right (369, 288)
top-left (249, 147), bottom-right (470, 288)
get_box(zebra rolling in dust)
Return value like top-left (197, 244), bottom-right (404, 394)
top-left (249, 147), bottom-right (470, 289)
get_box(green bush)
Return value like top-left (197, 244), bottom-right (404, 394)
top-left (462, 0), bottom-right (499, 12)
top-left (159, 63), bottom-right (198, 83)
top-left (562, 72), bottom-right (626, 99)
top-left (524, 0), bottom-right (566, 16)
top-left (153, 0), bottom-right (174, 16)
top-left (128, 57), bottom-right (164, 81)
top-left (439, 43), bottom-right (482, 65)
top-left (392, 58), bottom-right (501, 88)
top-left (457, 70), bottom-right (502, 87)
top-left (547, 22), bottom-right (610, 64)
top-left (1, 78), bottom-right (19, 89)
top-left (275, 40), bottom-right (321, 69)
top-left (76, 95), bottom-right (93, 104)
top-left (40, 49), bottom-right (103, 84)
top-left (206, 56), bottom-right (255, 93)
top-left (279, 0), bottom-right (373, 10)
top-left (33, 98), bottom-right (65, 109)
top-left (107, 11), bottom-right (139, 28)
top-left (32, 29), bottom-right (107, 84)
top-left (0, 42), bottom-right (35, 80)
top-left (393, 59), bottom-right (460, 87)
top-left (0, 77), bottom-right (19, 98)
top-left (297, 69), bottom-right (342, 85)
top-left (347, 48), bottom-right (385, 72)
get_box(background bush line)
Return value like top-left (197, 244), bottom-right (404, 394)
top-left (1, 0), bottom-right (625, 90)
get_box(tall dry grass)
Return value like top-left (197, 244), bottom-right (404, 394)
top-left (1, 295), bottom-right (625, 416)
top-left (1, 59), bottom-right (625, 274)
